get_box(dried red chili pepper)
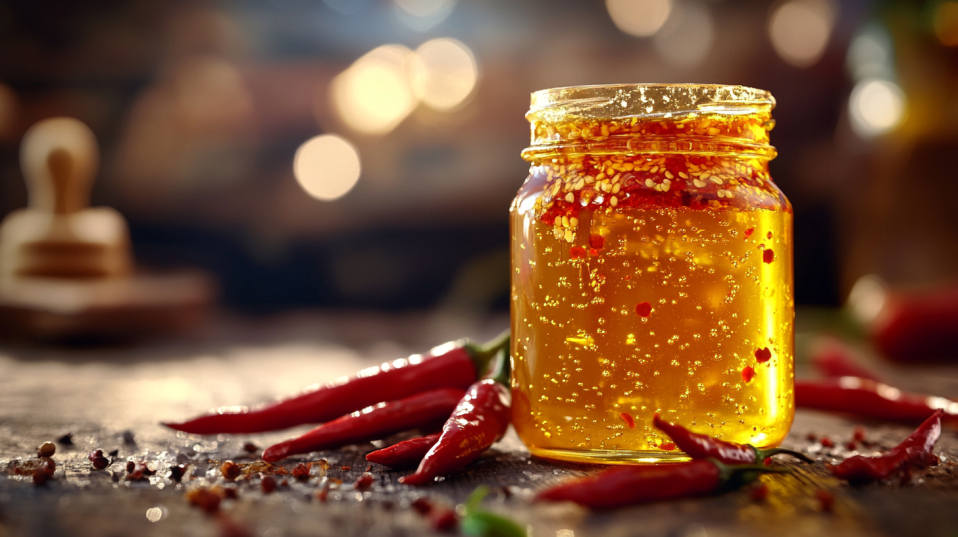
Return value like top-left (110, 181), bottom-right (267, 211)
top-left (536, 459), bottom-right (782, 509)
top-left (795, 378), bottom-right (958, 424)
top-left (366, 432), bottom-right (441, 468)
top-left (164, 331), bottom-right (509, 435)
top-left (262, 388), bottom-right (465, 462)
top-left (809, 336), bottom-right (883, 382)
top-left (653, 414), bottom-right (812, 464)
top-left (399, 351), bottom-right (512, 486)
top-left (863, 282), bottom-right (958, 364)
top-left (831, 410), bottom-right (943, 486)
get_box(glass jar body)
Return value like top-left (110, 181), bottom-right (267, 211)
top-left (511, 131), bottom-right (794, 464)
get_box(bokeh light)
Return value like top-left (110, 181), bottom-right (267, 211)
top-left (653, 2), bottom-right (714, 67)
top-left (848, 78), bottom-right (906, 138)
top-left (293, 134), bottom-right (361, 201)
top-left (606, 0), bottom-right (673, 37)
top-left (331, 45), bottom-right (417, 135)
top-left (847, 25), bottom-right (894, 81)
top-left (394, 0), bottom-right (456, 31)
top-left (768, 0), bottom-right (836, 68)
top-left (411, 38), bottom-right (478, 111)
top-left (934, 2), bottom-right (958, 47)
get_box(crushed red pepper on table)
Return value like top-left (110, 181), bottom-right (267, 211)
top-left (366, 432), bottom-right (442, 468)
top-left (653, 414), bottom-right (812, 464)
top-left (536, 459), bottom-right (785, 510)
top-left (262, 388), bottom-right (465, 462)
top-left (400, 349), bottom-right (511, 486)
top-left (795, 378), bottom-right (958, 424)
top-left (164, 331), bottom-right (509, 435)
top-left (831, 410), bottom-right (943, 486)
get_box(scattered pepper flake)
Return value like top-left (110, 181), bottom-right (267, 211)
top-left (411, 498), bottom-right (434, 515)
top-left (341, 466), bottom-right (352, 471)
top-left (56, 433), bottom-right (73, 446)
top-left (755, 347), bottom-right (772, 363)
top-left (820, 437), bottom-right (835, 448)
top-left (260, 475), bottom-right (277, 494)
top-left (620, 412), bottom-right (636, 429)
top-left (815, 489), bottom-right (835, 512)
top-left (291, 462), bottom-right (312, 481)
top-left (354, 473), bottom-right (374, 491)
top-left (750, 483), bottom-right (769, 502)
top-left (745, 228), bottom-right (754, 239)
top-left (316, 484), bottom-right (329, 503)
top-left (763, 249), bottom-right (774, 264)
top-left (659, 442), bottom-right (676, 451)
top-left (741, 366), bottom-right (755, 383)
top-left (127, 462), bottom-right (154, 481)
top-left (635, 301), bottom-right (652, 317)
top-left (430, 507), bottom-right (458, 532)
top-left (242, 442), bottom-right (258, 454)
top-left (169, 464), bottom-right (187, 482)
top-left (186, 487), bottom-right (221, 514)
top-left (852, 426), bottom-right (866, 443)
top-left (767, 231), bottom-right (773, 239)
top-left (32, 460), bottom-right (55, 486)
top-left (570, 246), bottom-right (587, 259)
top-left (220, 461), bottom-right (241, 481)
top-left (37, 442), bottom-right (56, 458)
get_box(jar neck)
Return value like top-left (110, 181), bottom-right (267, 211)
top-left (522, 84), bottom-right (777, 162)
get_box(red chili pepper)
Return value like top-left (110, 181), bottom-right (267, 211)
top-left (400, 350), bottom-right (512, 486)
top-left (866, 283), bottom-right (958, 363)
top-left (653, 414), bottom-right (811, 464)
top-left (831, 410), bottom-right (943, 486)
top-left (261, 388), bottom-right (465, 462)
top-left (795, 377), bottom-right (958, 424)
top-left (366, 432), bottom-right (441, 468)
top-left (535, 459), bottom-right (782, 510)
top-left (164, 331), bottom-right (509, 435)
top-left (809, 336), bottom-right (883, 382)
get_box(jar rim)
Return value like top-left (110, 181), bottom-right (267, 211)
top-left (528, 83), bottom-right (775, 121)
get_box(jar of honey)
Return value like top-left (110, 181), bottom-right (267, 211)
top-left (510, 84), bottom-right (793, 463)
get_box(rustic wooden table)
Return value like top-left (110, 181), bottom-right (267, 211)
top-left (1, 312), bottom-right (956, 537)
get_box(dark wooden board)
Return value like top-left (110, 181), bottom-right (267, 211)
top-left (1, 312), bottom-right (957, 537)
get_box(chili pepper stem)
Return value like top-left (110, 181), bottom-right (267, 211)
top-left (757, 447), bottom-right (814, 464)
top-left (488, 344), bottom-right (512, 387)
top-left (463, 330), bottom-right (511, 379)
top-left (711, 458), bottom-right (788, 492)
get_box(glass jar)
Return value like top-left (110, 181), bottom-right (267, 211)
top-left (510, 84), bottom-right (794, 464)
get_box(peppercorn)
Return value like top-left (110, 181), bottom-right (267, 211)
top-left (260, 475), bottom-right (277, 494)
top-left (169, 464), bottom-right (186, 482)
top-left (37, 442), bottom-right (56, 458)
top-left (242, 442), bottom-right (258, 454)
top-left (88, 450), bottom-right (110, 470)
top-left (354, 474), bottom-right (374, 491)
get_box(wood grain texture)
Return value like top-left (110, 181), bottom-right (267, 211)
top-left (0, 313), bottom-right (956, 537)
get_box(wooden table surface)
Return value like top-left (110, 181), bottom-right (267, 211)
top-left (1, 311), bottom-right (957, 537)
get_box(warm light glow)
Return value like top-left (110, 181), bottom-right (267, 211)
top-left (394, 0), bottom-right (456, 31)
top-left (331, 45), bottom-right (417, 135)
top-left (849, 78), bottom-right (906, 137)
top-left (411, 38), bottom-right (478, 110)
top-left (847, 274), bottom-right (888, 326)
top-left (768, 0), bottom-right (836, 68)
top-left (293, 134), bottom-right (361, 201)
top-left (847, 25), bottom-right (894, 80)
top-left (653, 2), bottom-right (714, 67)
top-left (171, 57), bottom-right (252, 130)
top-left (934, 2), bottom-right (958, 46)
top-left (0, 83), bottom-right (16, 134)
top-left (606, 0), bottom-right (673, 37)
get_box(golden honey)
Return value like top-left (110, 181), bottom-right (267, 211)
top-left (510, 84), bottom-right (794, 463)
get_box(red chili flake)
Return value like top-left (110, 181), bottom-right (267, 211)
top-left (126, 461), bottom-right (136, 473)
top-left (220, 461), bottom-right (241, 481)
top-left (280, 479), bottom-right (289, 488)
top-left (430, 507), bottom-right (458, 532)
top-left (354, 473), bottom-right (374, 491)
top-left (820, 437), bottom-right (835, 448)
top-left (659, 442), bottom-right (676, 451)
top-left (620, 412), bottom-right (636, 429)
top-left (635, 301), bottom-right (652, 317)
top-left (815, 489), bottom-right (835, 512)
top-left (218, 485), bottom-right (239, 500)
top-left (316, 485), bottom-right (329, 503)
top-left (755, 347), bottom-right (772, 363)
top-left (365, 465), bottom-right (372, 472)
top-left (745, 228), bottom-right (754, 239)
top-left (767, 231), bottom-right (773, 239)
top-left (242, 442), bottom-right (258, 454)
top-left (845, 441), bottom-right (857, 451)
top-left (32, 460), bottom-right (55, 486)
top-left (341, 466), bottom-right (351, 471)
top-left (127, 462), bottom-right (154, 481)
top-left (806, 433), bottom-right (817, 442)
top-left (763, 249), bottom-right (774, 264)
top-left (186, 487), bottom-right (222, 514)
top-left (589, 248), bottom-right (598, 256)
top-left (741, 366), bottom-right (756, 383)
top-left (411, 498), bottom-right (434, 515)
top-left (763, 457), bottom-right (772, 466)
top-left (750, 483), bottom-right (769, 502)
top-left (570, 246), bottom-right (587, 259)
top-left (852, 426), bottom-right (866, 442)
top-left (589, 234), bottom-right (605, 250)
top-left (272, 466), bottom-right (289, 476)
top-left (260, 475), bottom-right (277, 494)
top-left (291, 462), bottom-right (312, 481)
top-left (926, 453), bottom-right (941, 467)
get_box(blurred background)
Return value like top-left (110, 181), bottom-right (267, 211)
top-left (0, 0), bottom-right (956, 321)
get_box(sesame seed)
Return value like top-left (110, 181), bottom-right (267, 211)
top-left (610, 196), bottom-right (618, 207)
top-left (564, 229), bottom-right (573, 242)
top-left (565, 192), bottom-right (575, 203)
top-left (710, 176), bottom-right (724, 185)
top-left (645, 179), bottom-right (655, 188)
top-left (612, 183), bottom-right (621, 194)
top-left (708, 127), bottom-right (721, 135)
top-left (665, 171), bottom-right (674, 179)
top-left (679, 172), bottom-right (688, 179)
top-left (562, 216), bottom-right (570, 227)
top-left (693, 179), bottom-right (706, 188)
top-left (570, 217), bottom-right (579, 227)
